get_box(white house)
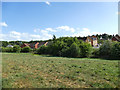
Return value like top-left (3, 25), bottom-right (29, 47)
top-left (7, 45), bottom-right (13, 48)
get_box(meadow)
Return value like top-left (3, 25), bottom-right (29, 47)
top-left (2, 53), bottom-right (119, 88)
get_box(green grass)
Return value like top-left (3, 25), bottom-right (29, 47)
top-left (2, 53), bottom-right (119, 88)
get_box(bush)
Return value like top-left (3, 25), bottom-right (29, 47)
top-left (99, 40), bottom-right (112, 58)
top-left (21, 46), bottom-right (31, 53)
top-left (91, 48), bottom-right (100, 58)
top-left (13, 45), bottom-right (21, 53)
top-left (2, 47), bottom-right (13, 52)
top-left (47, 41), bottom-right (67, 56)
top-left (79, 42), bottom-right (92, 57)
top-left (61, 46), bottom-right (70, 57)
top-left (1, 47), bottom-right (6, 52)
top-left (37, 45), bottom-right (48, 54)
top-left (69, 43), bottom-right (80, 57)
top-left (111, 42), bottom-right (120, 59)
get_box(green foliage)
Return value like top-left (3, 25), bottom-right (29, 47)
top-left (99, 40), bottom-right (120, 59)
top-left (79, 42), bottom-right (92, 57)
top-left (53, 35), bottom-right (56, 41)
top-left (1, 47), bottom-right (6, 52)
top-left (2, 41), bottom-right (9, 47)
top-left (61, 46), bottom-right (70, 57)
top-left (13, 45), bottom-right (21, 53)
top-left (37, 45), bottom-right (48, 54)
top-left (69, 43), bottom-right (80, 57)
top-left (91, 48), bottom-right (100, 58)
top-left (111, 42), bottom-right (120, 59)
top-left (99, 40), bottom-right (112, 57)
top-left (102, 33), bottom-right (109, 40)
top-left (21, 46), bottom-right (31, 53)
top-left (37, 37), bottom-right (92, 58)
top-left (2, 53), bottom-right (119, 88)
top-left (47, 40), bottom-right (67, 56)
top-left (2, 47), bottom-right (13, 52)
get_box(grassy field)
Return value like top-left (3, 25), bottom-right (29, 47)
top-left (2, 53), bottom-right (119, 88)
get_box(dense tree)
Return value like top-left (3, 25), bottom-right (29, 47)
top-left (53, 35), bottom-right (56, 41)
top-left (99, 40), bottom-right (112, 57)
top-left (102, 33), bottom-right (109, 40)
top-left (79, 42), bottom-right (92, 57)
top-left (2, 47), bottom-right (13, 52)
top-left (13, 45), bottom-right (21, 53)
top-left (21, 46), bottom-right (31, 53)
top-left (69, 43), bottom-right (80, 57)
top-left (111, 42), bottom-right (120, 59)
top-left (37, 45), bottom-right (48, 54)
top-left (2, 41), bottom-right (9, 47)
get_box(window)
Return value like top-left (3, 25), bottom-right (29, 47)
top-left (93, 38), bottom-right (96, 40)
top-left (88, 39), bottom-right (91, 42)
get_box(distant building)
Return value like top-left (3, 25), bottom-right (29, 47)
top-left (21, 41), bottom-right (51, 49)
top-left (29, 42), bottom-right (39, 49)
top-left (21, 43), bottom-right (30, 48)
top-left (78, 36), bottom-right (98, 47)
top-left (112, 35), bottom-right (120, 42)
top-left (7, 45), bottom-right (13, 48)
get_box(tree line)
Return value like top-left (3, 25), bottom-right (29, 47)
top-left (0, 34), bottom-right (120, 60)
top-left (36, 36), bottom-right (120, 59)
top-left (0, 33), bottom-right (119, 47)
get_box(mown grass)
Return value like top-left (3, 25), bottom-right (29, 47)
top-left (2, 53), bottom-right (119, 88)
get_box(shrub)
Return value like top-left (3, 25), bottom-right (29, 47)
top-left (47, 41), bottom-right (67, 56)
top-left (13, 45), bottom-right (21, 53)
top-left (91, 48), bottom-right (100, 58)
top-left (111, 42), bottom-right (120, 59)
top-left (37, 45), bottom-right (48, 54)
top-left (79, 42), bottom-right (92, 57)
top-left (69, 43), bottom-right (80, 57)
top-left (2, 47), bottom-right (13, 52)
top-left (1, 47), bottom-right (6, 52)
top-left (99, 40), bottom-right (112, 58)
top-left (21, 46), bottom-right (31, 53)
top-left (61, 46), bottom-right (70, 57)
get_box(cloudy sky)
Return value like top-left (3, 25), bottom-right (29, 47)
top-left (1, 2), bottom-right (118, 41)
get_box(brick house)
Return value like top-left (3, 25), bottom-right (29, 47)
top-left (78, 36), bottom-right (98, 47)
top-left (21, 41), bottom-right (51, 49)
top-left (21, 43), bottom-right (30, 48)
top-left (112, 35), bottom-right (120, 42)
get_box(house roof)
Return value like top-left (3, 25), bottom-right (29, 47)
top-left (38, 42), bottom-right (46, 47)
top-left (7, 45), bottom-right (13, 47)
top-left (21, 43), bottom-right (30, 47)
top-left (113, 35), bottom-right (120, 42)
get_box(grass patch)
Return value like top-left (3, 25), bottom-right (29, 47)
top-left (2, 53), bottom-right (119, 88)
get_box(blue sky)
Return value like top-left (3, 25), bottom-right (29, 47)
top-left (0, 2), bottom-right (118, 41)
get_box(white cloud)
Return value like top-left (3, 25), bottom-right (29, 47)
top-left (45, 28), bottom-right (56, 32)
top-left (34, 28), bottom-right (56, 33)
top-left (30, 35), bottom-right (41, 39)
top-left (33, 29), bottom-right (37, 32)
top-left (1, 26), bottom-right (103, 41)
top-left (45, 1), bottom-right (50, 5)
top-left (33, 29), bottom-right (41, 33)
top-left (0, 30), bottom-right (53, 41)
top-left (56, 26), bottom-right (75, 33)
top-left (0, 22), bottom-right (8, 27)
top-left (40, 30), bottom-right (52, 40)
top-left (72, 28), bottom-right (101, 37)
top-left (0, 34), bottom-right (6, 40)
top-left (10, 31), bottom-right (21, 36)
top-left (82, 28), bottom-right (89, 31)
top-left (41, 30), bottom-right (48, 33)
